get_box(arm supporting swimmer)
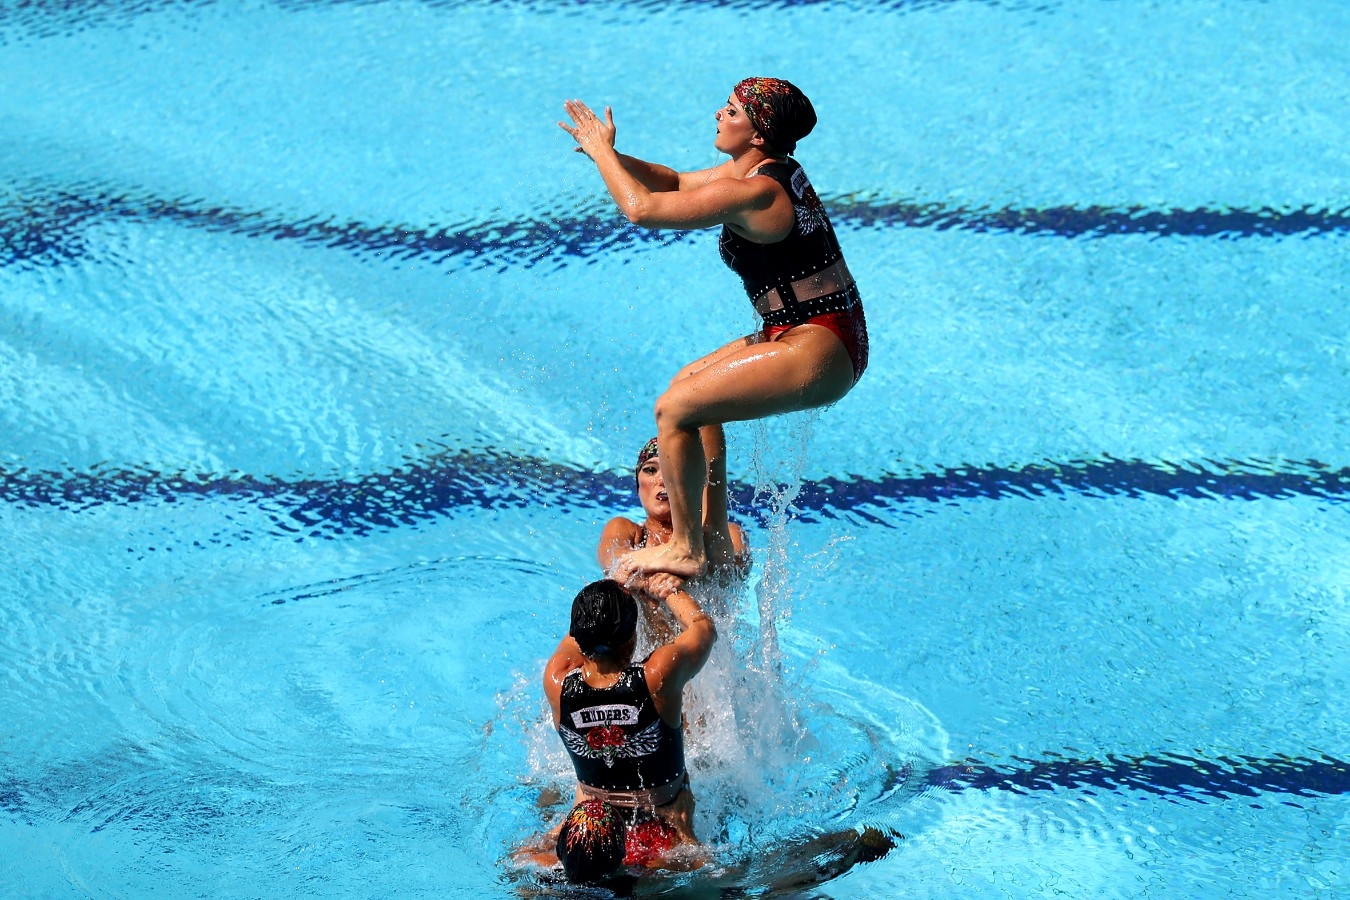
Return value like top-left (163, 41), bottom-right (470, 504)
top-left (645, 582), bottom-right (716, 698)
top-left (699, 425), bottom-right (741, 575)
top-left (597, 517), bottom-right (643, 576)
top-left (542, 635), bottom-right (585, 726)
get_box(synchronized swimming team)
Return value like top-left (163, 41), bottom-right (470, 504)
top-left (521, 76), bottom-right (870, 885)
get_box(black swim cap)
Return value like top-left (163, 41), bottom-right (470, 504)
top-left (569, 580), bottom-right (638, 658)
top-left (556, 799), bottom-right (627, 883)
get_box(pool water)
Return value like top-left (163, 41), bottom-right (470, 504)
top-left (2, 0), bottom-right (1348, 897)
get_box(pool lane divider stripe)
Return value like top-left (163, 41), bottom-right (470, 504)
top-left (1, 751), bottom-right (1345, 825)
top-left (927, 751), bottom-right (1350, 806)
top-left (2, 455), bottom-right (1348, 535)
top-left (4, 187), bottom-right (1348, 271)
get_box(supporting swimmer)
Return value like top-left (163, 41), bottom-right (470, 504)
top-left (516, 579), bottom-right (715, 873)
top-left (555, 799), bottom-right (627, 883)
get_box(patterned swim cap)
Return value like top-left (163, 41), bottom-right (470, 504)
top-left (557, 800), bottom-right (627, 883)
top-left (733, 77), bottom-right (817, 154)
top-left (634, 436), bottom-right (659, 491)
top-left (635, 436), bottom-right (660, 472)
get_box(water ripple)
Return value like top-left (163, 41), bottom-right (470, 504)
top-left (0, 0), bottom-right (1044, 45)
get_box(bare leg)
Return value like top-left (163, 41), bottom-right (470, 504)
top-left (653, 419), bottom-right (708, 576)
top-left (615, 325), bottom-right (854, 579)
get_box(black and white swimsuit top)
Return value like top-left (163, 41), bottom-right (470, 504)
top-left (718, 158), bottom-right (860, 328)
top-left (557, 661), bottom-right (686, 793)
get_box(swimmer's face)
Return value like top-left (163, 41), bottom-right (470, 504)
top-left (636, 456), bottom-right (670, 519)
top-left (714, 95), bottom-right (758, 154)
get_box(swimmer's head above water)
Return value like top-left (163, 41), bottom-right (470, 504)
top-left (732, 77), bottom-right (816, 155)
top-left (556, 799), bottom-right (627, 883)
top-left (569, 580), bottom-right (638, 660)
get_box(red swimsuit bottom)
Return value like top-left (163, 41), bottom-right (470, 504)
top-left (623, 817), bottom-right (678, 867)
top-left (764, 303), bottom-right (869, 385)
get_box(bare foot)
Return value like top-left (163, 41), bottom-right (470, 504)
top-left (614, 543), bottom-right (706, 580)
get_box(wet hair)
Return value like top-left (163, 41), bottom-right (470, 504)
top-left (569, 580), bottom-right (638, 660)
top-left (733, 77), bottom-right (816, 155)
top-left (556, 800), bottom-right (627, 883)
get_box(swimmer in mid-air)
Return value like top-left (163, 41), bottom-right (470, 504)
top-left (516, 578), bottom-right (714, 878)
top-left (561, 77), bottom-right (868, 581)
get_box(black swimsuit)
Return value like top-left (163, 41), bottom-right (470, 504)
top-left (557, 661), bottom-right (686, 795)
top-left (718, 158), bottom-right (868, 381)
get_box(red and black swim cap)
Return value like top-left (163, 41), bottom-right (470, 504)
top-left (556, 799), bottom-right (627, 883)
top-left (733, 77), bottom-right (816, 155)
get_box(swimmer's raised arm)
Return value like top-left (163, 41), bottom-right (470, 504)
top-left (644, 586), bottom-right (715, 697)
top-left (615, 153), bottom-right (680, 192)
top-left (561, 99), bottom-right (785, 233)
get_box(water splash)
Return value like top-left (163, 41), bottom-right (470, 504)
top-left (499, 413), bottom-right (942, 889)
top-left (745, 411), bottom-right (819, 676)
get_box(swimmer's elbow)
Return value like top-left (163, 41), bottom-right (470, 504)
top-left (622, 202), bottom-right (654, 226)
top-left (621, 196), bottom-right (676, 228)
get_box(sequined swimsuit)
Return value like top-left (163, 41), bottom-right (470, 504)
top-left (557, 662), bottom-right (686, 805)
top-left (718, 158), bottom-right (868, 382)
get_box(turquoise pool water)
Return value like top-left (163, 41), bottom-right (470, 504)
top-left (3, 1), bottom-right (1348, 896)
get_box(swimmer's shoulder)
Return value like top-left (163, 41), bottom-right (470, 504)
top-left (598, 516), bottom-right (645, 567)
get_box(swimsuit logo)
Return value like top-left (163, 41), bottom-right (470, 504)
top-left (570, 704), bottom-right (639, 729)
top-left (560, 719), bottom-right (663, 768)
top-left (790, 169), bottom-right (828, 235)
top-left (585, 725), bottom-right (627, 751)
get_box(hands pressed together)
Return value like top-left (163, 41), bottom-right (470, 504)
top-left (559, 99), bottom-right (616, 160)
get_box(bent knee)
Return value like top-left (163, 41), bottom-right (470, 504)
top-left (653, 389), bottom-right (705, 432)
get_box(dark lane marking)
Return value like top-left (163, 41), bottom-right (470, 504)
top-left (2, 750), bottom-right (1343, 829)
top-left (2, 454), bottom-right (1347, 537)
top-left (4, 186), bottom-right (1347, 272)
top-left (830, 194), bottom-right (1350, 240)
top-left (928, 751), bottom-right (1350, 804)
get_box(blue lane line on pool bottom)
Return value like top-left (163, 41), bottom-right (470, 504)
top-left (1, 750), bottom-right (1345, 828)
top-left (2, 454), bottom-right (1347, 537)
top-left (4, 185), bottom-right (1348, 272)
top-left (928, 751), bottom-right (1350, 807)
